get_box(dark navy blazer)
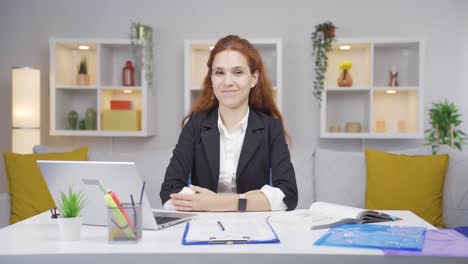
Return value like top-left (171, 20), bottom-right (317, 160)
top-left (159, 108), bottom-right (298, 210)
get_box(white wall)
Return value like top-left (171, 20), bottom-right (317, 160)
top-left (0, 0), bottom-right (467, 199)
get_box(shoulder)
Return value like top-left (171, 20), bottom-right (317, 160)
top-left (184, 108), bottom-right (217, 128)
top-left (251, 109), bottom-right (282, 128)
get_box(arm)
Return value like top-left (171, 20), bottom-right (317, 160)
top-left (171, 187), bottom-right (271, 212)
top-left (159, 117), bottom-right (197, 206)
top-left (269, 118), bottom-right (298, 210)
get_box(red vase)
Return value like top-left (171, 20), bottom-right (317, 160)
top-left (122, 61), bottom-right (135, 86)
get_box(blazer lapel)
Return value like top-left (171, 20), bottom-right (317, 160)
top-left (200, 109), bottom-right (220, 189)
top-left (236, 110), bottom-right (264, 181)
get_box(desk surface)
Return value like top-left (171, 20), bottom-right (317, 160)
top-left (0, 210), bottom-right (465, 264)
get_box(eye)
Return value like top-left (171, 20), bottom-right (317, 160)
top-left (234, 70), bottom-right (244, 76)
top-left (213, 70), bottom-right (224, 76)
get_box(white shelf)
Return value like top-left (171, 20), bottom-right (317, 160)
top-left (50, 130), bottom-right (152, 137)
top-left (326, 87), bottom-right (371, 91)
top-left (50, 38), bottom-right (155, 137)
top-left (320, 39), bottom-right (424, 139)
top-left (321, 132), bottom-right (422, 139)
top-left (184, 38), bottom-right (282, 115)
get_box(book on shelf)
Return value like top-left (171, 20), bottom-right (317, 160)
top-left (269, 201), bottom-right (401, 230)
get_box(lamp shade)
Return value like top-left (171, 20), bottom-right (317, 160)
top-left (11, 67), bottom-right (40, 154)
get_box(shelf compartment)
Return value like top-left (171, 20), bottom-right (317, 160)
top-left (326, 43), bottom-right (371, 88)
top-left (372, 90), bottom-right (419, 134)
top-left (189, 44), bottom-right (211, 89)
top-left (54, 88), bottom-right (98, 131)
top-left (54, 42), bottom-right (98, 87)
top-left (325, 90), bottom-right (370, 133)
top-left (100, 89), bottom-right (142, 132)
top-left (100, 43), bottom-right (141, 87)
top-left (373, 42), bottom-right (419, 87)
top-left (256, 43), bottom-right (278, 86)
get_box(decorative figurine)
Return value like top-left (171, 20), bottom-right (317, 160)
top-left (85, 108), bottom-right (96, 130)
top-left (79, 120), bottom-right (86, 130)
top-left (389, 66), bottom-right (399, 87)
top-left (67, 110), bottom-right (79, 130)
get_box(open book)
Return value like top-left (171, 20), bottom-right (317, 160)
top-left (269, 201), bottom-right (401, 230)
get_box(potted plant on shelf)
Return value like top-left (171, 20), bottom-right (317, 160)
top-left (76, 56), bottom-right (90, 86)
top-left (425, 100), bottom-right (467, 154)
top-left (56, 188), bottom-right (87, 241)
top-left (311, 21), bottom-right (337, 104)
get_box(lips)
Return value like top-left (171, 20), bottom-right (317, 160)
top-left (222, 90), bottom-right (238, 95)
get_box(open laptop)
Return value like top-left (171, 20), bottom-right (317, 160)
top-left (37, 160), bottom-right (195, 230)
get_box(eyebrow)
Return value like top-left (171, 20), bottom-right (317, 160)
top-left (212, 66), bottom-right (248, 71)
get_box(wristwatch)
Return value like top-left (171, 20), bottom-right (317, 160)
top-left (238, 194), bottom-right (247, 212)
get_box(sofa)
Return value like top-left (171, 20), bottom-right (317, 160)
top-left (0, 145), bottom-right (467, 228)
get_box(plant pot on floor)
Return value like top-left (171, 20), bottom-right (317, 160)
top-left (58, 216), bottom-right (83, 241)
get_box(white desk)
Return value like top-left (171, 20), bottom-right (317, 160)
top-left (0, 210), bottom-right (466, 264)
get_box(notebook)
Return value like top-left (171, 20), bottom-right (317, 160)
top-left (37, 160), bottom-right (195, 230)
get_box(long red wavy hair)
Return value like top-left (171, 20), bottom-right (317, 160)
top-left (183, 35), bottom-right (289, 142)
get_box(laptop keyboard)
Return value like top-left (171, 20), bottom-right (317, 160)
top-left (155, 216), bottom-right (181, 225)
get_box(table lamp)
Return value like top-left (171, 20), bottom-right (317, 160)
top-left (11, 67), bottom-right (40, 154)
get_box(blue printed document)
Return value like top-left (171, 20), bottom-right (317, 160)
top-left (315, 224), bottom-right (426, 250)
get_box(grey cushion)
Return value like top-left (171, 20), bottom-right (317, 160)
top-left (314, 148), bottom-right (366, 208)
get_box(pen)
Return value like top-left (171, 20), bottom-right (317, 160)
top-left (217, 221), bottom-right (225, 231)
top-left (139, 181), bottom-right (146, 204)
top-left (269, 168), bottom-right (272, 186)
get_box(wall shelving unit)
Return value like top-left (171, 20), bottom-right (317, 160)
top-left (320, 38), bottom-right (424, 139)
top-left (49, 38), bottom-right (155, 137)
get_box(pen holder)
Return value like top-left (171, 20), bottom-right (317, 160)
top-left (107, 202), bottom-right (142, 243)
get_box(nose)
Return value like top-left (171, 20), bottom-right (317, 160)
top-left (223, 73), bottom-right (234, 86)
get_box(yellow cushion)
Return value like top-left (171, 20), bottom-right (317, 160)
top-left (3, 147), bottom-right (88, 224)
top-left (365, 148), bottom-right (449, 227)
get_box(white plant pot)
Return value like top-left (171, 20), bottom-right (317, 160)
top-left (58, 216), bottom-right (83, 241)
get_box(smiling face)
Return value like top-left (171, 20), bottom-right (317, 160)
top-left (211, 50), bottom-right (259, 112)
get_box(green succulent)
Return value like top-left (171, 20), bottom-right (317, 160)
top-left (424, 100), bottom-right (467, 154)
top-left (78, 56), bottom-right (88, 75)
top-left (56, 188), bottom-right (87, 218)
top-left (311, 21), bottom-right (337, 104)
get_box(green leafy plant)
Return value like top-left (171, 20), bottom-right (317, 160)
top-left (425, 100), bottom-right (467, 154)
top-left (56, 188), bottom-right (87, 218)
top-left (78, 56), bottom-right (88, 75)
top-left (311, 21), bottom-right (337, 104)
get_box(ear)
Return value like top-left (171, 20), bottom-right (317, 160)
top-left (250, 70), bottom-right (259, 88)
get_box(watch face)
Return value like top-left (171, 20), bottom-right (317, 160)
top-left (238, 195), bottom-right (247, 212)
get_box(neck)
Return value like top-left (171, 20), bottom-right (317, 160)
top-left (219, 105), bottom-right (248, 131)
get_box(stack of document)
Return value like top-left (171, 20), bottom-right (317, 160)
top-left (182, 218), bottom-right (279, 245)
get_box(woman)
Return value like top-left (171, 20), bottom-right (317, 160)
top-left (160, 35), bottom-right (297, 212)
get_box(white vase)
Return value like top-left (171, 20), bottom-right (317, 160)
top-left (58, 216), bottom-right (83, 241)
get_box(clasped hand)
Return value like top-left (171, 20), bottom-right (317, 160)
top-left (170, 185), bottom-right (220, 211)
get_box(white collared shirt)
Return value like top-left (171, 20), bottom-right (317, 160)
top-left (164, 108), bottom-right (287, 211)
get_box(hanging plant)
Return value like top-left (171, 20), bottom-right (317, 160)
top-left (311, 21), bottom-right (337, 104)
top-left (424, 100), bottom-right (467, 154)
top-left (130, 21), bottom-right (154, 94)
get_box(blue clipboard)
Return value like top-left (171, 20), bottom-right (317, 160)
top-left (182, 220), bottom-right (280, 245)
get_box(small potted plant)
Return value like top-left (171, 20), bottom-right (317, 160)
top-left (56, 188), bottom-right (87, 241)
top-left (76, 56), bottom-right (90, 86)
top-left (311, 21), bottom-right (337, 104)
top-left (425, 100), bottom-right (467, 154)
